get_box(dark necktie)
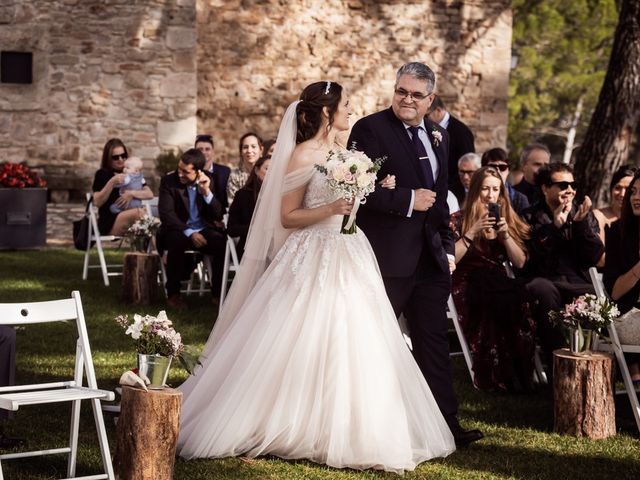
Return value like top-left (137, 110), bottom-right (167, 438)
top-left (407, 126), bottom-right (434, 189)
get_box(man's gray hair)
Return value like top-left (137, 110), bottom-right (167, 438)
top-left (458, 152), bottom-right (481, 168)
top-left (395, 62), bottom-right (436, 93)
top-left (520, 142), bottom-right (550, 166)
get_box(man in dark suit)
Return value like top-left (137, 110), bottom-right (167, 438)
top-left (348, 62), bottom-right (482, 447)
top-left (158, 148), bottom-right (226, 309)
top-left (195, 134), bottom-right (231, 212)
top-left (427, 95), bottom-right (475, 198)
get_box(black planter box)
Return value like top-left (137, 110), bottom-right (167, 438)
top-left (0, 188), bottom-right (47, 249)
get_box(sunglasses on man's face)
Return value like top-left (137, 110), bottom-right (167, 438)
top-left (549, 181), bottom-right (576, 190)
top-left (487, 163), bottom-right (509, 172)
top-left (111, 153), bottom-right (128, 161)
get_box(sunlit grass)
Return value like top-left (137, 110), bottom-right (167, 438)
top-left (1, 249), bottom-right (639, 479)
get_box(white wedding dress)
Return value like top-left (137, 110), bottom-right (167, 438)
top-left (177, 167), bottom-right (455, 473)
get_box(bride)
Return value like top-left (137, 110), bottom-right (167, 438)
top-left (177, 81), bottom-right (455, 473)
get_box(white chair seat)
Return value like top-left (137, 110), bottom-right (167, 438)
top-left (0, 386), bottom-right (115, 411)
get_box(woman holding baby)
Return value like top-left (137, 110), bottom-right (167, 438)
top-left (92, 138), bottom-right (153, 235)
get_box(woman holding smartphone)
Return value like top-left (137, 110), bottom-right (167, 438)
top-left (450, 166), bottom-right (535, 392)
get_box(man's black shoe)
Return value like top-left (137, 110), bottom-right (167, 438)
top-left (453, 428), bottom-right (483, 447)
top-left (0, 432), bottom-right (26, 449)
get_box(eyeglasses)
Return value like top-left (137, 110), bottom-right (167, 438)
top-left (111, 153), bottom-right (128, 161)
top-left (548, 181), bottom-right (576, 190)
top-left (487, 163), bottom-right (509, 172)
top-left (459, 170), bottom-right (476, 176)
top-left (394, 88), bottom-right (431, 102)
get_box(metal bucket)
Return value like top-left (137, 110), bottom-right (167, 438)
top-left (137, 354), bottom-right (172, 389)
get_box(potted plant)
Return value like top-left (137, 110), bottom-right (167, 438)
top-left (0, 162), bottom-right (47, 249)
top-left (549, 294), bottom-right (619, 354)
top-left (115, 310), bottom-right (200, 389)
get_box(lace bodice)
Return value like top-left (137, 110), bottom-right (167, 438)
top-left (302, 169), bottom-right (340, 209)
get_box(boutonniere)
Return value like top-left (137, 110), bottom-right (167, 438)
top-left (431, 129), bottom-right (443, 147)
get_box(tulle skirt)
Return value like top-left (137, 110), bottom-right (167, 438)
top-left (177, 221), bottom-right (455, 473)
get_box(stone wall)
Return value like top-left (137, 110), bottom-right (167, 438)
top-left (196, 0), bottom-right (512, 167)
top-left (0, 0), bottom-right (511, 200)
top-left (0, 0), bottom-right (198, 200)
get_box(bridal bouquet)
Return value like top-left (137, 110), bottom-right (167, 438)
top-left (315, 149), bottom-right (384, 234)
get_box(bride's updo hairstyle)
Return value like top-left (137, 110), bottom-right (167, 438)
top-left (296, 81), bottom-right (343, 144)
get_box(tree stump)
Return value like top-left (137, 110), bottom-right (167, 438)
top-left (553, 348), bottom-right (615, 439)
top-left (113, 386), bottom-right (182, 480)
top-left (122, 252), bottom-right (160, 305)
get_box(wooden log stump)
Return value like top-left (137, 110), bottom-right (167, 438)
top-left (553, 348), bottom-right (615, 439)
top-left (113, 386), bottom-right (182, 480)
top-left (122, 252), bottom-right (160, 305)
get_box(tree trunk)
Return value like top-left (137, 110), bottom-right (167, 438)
top-left (562, 95), bottom-right (583, 164)
top-left (553, 349), bottom-right (616, 439)
top-left (122, 252), bottom-right (160, 305)
top-left (113, 386), bottom-right (182, 480)
top-left (573, 0), bottom-right (640, 206)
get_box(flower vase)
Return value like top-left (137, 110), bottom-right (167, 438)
top-left (131, 236), bottom-right (150, 253)
top-left (137, 354), bottom-right (172, 389)
top-left (569, 327), bottom-right (594, 355)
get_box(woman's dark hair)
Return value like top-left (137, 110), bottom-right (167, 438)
top-left (243, 155), bottom-right (271, 201)
top-left (619, 170), bottom-right (640, 241)
top-left (481, 147), bottom-right (508, 167)
top-left (296, 81), bottom-right (343, 144)
top-left (609, 165), bottom-right (636, 192)
top-left (100, 138), bottom-right (128, 170)
top-left (238, 132), bottom-right (264, 157)
top-left (263, 138), bottom-right (276, 154)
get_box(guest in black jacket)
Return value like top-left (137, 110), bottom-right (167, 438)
top-left (157, 149), bottom-right (225, 309)
top-left (521, 163), bottom-right (604, 361)
top-left (603, 169), bottom-right (640, 384)
top-left (227, 155), bottom-right (271, 258)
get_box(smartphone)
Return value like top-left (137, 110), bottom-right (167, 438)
top-left (487, 202), bottom-right (501, 228)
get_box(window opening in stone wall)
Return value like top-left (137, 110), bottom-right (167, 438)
top-left (1, 51), bottom-right (33, 84)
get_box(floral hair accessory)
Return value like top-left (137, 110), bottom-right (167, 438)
top-left (324, 81), bottom-right (331, 95)
top-left (431, 129), bottom-right (443, 147)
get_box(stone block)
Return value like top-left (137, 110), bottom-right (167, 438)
top-left (166, 26), bottom-right (196, 50)
top-left (157, 116), bottom-right (197, 149)
top-left (159, 73), bottom-right (196, 98)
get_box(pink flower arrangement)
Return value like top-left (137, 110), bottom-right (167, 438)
top-left (0, 162), bottom-right (46, 188)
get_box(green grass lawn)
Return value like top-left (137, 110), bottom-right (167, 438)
top-left (1, 249), bottom-right (639, 479)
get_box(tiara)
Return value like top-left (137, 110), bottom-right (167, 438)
top-left (324, 81), bottom-right (331, 95)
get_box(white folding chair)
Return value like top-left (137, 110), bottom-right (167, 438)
top-left (219, 236), bottom-right (241, 312)
top-left (589, 267), bottom-right (640, 433)
top-left (447, 295), bottom-right (475, 383)
top-left (0, 291), bottom-right (115, 480)
top-left (82, 193), bottom-right (122, 287)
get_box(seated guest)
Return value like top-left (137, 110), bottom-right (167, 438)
top-left (593, 165), bottom-right (636, 243)
top-left (513, 143), bottom-right (550, 205)
top-left (521, 163), bottom-right (604, 361)
top-left (481, 147), bottom-right (529, 215)
top-left (454, 152), bottom-right (481, 206)
top-left (227, 132), bottom-right (264, 206)
top-left (0, 325), bottom-right (24, 448)
top-left (603, 169), bottom-right (640, 385)
top-left (451, 166), bottom-right (535, 392)
top-left (263, 138), bottom-right (276, 156)
top-left (195, 134), bottom-right (231, 212)
top-left (227, 155), bottom-right (271, 259)
top-left (92, 138), bottom-right (153, 235)
top-left (158, 149), bottom-right (226, 310)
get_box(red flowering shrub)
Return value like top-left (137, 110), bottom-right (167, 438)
top-left (0, 162), bottom-right (46, 188)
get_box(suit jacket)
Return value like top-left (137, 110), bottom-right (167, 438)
top-left (158, 171), bottom-right (224, 236)
top-left (348, 107), bottom-right (454, 277)
top-left (446, 114), bottom-right (475, 194)
top-left (210, 163), bottom-right (231, 211)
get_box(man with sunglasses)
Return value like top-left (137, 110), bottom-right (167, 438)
top-left (349, 62), bottom-right (483, 448)
top-left (521, 163), bottom-right (604, 364)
